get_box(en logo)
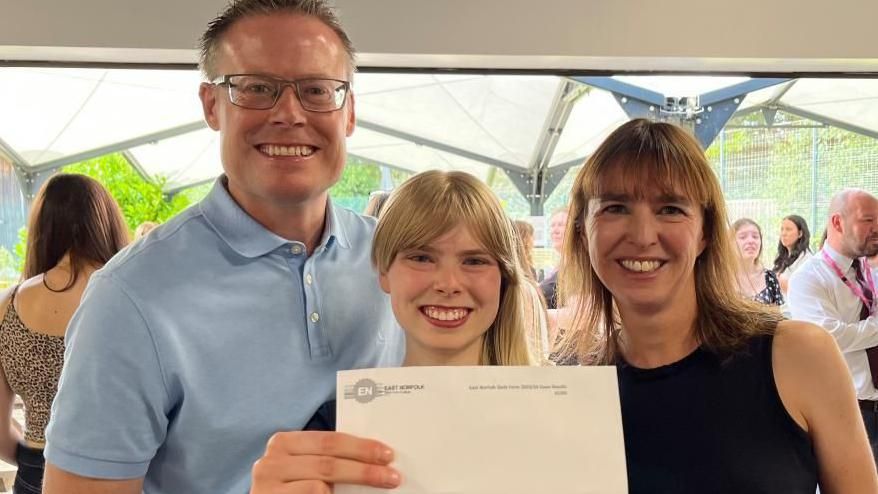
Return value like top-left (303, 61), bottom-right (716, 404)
top-left (353, 379), bottom-right (379, 403)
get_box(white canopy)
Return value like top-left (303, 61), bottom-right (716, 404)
top-left (1, 67), bottom-right (877, 194)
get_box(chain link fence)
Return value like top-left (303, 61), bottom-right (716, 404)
top-left (708, 113), bottom-right (878, 259)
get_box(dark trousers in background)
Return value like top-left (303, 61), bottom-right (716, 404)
top-left (13, 443), bottom-right (44, 494)
top-left (861, 401), bottom-right (878, 469)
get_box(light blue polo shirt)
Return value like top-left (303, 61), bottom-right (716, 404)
top-left (45, 178), bottom-right (404, 494)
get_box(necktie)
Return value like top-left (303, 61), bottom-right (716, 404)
top-left (853, 259), bottom-right (878, 387)
top-left (853, 259), bottom-right (874, 319)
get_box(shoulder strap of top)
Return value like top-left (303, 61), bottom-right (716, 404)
top-left (1, 284), bottom-right (20, 317)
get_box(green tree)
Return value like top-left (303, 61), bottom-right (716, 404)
top-left (329, 162), bottom-right (382, 212)
top-left (62, 154), bottom-right (201, 232)
top-left (6, 154), bottom-right (207, 281)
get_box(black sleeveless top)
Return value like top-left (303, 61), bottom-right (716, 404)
top-left (617, 334), bottom-right (818, 494)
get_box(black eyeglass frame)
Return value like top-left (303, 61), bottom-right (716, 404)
top-left (210, 73), bottom-right (351, 112)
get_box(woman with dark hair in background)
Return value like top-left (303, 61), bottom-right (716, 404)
top-left (772, 214), bottom-right (813, 294)
top-left (0, 174), bottom-right (128, 493)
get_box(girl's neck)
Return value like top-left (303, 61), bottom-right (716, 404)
top-left (402, 339), bottom-right (484, 367)
top-left (739, 258), bottom-right (761, 275)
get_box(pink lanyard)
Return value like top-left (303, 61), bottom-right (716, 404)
top-left (822, 250), bottom-right (876, 315)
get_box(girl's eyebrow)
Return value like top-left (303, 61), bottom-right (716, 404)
top-left (403, 246), bottom-right (491, 257)
top-left (459, 249), bottom-right (491, 257)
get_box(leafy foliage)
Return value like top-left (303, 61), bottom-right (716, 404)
top-left (1, 154), bottom-right (206, 283)
top-left (328, 163), bottom-right (381, 212)
top-left (62, 154), bottom-right (202, 232)
top-left (706, 111), bottom-right (878, 254)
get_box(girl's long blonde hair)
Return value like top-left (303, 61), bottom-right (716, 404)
top-left (558, 119), bottom-right (782, 365)
top-left (372, 170), bottom-right (534, 366)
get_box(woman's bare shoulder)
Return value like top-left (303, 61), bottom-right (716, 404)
top-left (773, 319), bottom-right (836, 356)
top-left (772, 319), bottom-right (851, 431)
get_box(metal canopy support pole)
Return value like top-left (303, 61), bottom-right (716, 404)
top-left (504, 169), bottom-right (536, 213)
top-left (811, 126), bottom-right (819, 232)
top-left (379, 165), bottom-right (394, 190)
top-left (504, 163), bottom-right (580, 217)
top-left (571, 77), bottom-right (790, 148)
top-left (0, 136), bottom-right (50, 209)
top-left (120, 151), bottom-right (157, 185)
top-left (775, 104), bottom-right (878, 141)
top-left (570, 76), bottom-right (664, 121)
top-left (542, 160), bottom-right (580, 199)
top-left (30, 121), bottom-right (208, 173)
top-left (526, 158), bottom-right (584, 205)
top-left (694, 79), bottom-right (789, 147)
top-left (719, 129), bottom-right (726, 191)
top-left (523, 79), bottom-right (580, 215)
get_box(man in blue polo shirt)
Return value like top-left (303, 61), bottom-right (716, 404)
top-left (42, 1), bottom-right (403, 493)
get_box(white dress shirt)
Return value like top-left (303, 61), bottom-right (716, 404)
top-left (788, 244), bottom-right (878, 400)
top-left (786, 250), bottom-right (813, 275)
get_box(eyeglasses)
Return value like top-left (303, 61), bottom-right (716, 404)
top-left (211, 74), bottom-right (350, 112)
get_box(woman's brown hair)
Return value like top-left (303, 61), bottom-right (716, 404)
top-left (558, 119), bottom-right (781, 365)
top-left (24, 174), bottom-right (129, 291)
top-left (512, 220), bottom-right (536, 280)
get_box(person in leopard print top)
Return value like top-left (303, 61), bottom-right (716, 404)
top-left (0, 174), bottom-right (127, 494)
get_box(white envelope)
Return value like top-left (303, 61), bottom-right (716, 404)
top-left (336, 366), bottom-right (627, 494)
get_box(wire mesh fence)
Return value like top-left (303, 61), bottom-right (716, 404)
top-left (708, 112), bottom-right (878, 259)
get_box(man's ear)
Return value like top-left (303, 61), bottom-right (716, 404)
top-left (199, 83), bottom-right (221, 131)
top-left (345, 91), bottom-right (356, 137)
top-left (831, 213), bottom-right (843, 234)
top-left (378, 270), bottom-right (390, 294)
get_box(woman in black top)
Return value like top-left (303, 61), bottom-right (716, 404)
top-left (556, 119), bottom-right (876, 493)
top-left (731, 218), bottom-right (784, 306)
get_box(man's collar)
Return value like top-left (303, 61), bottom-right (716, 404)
top-left (822, 243), bottom-right (856, 272)
top-left (321, 199), bottom-right (351, 250)
top-left (199, 176), bottom-right (350, 258)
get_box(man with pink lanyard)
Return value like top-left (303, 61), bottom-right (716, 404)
top-left (789, 188), bottom-right (878, 462)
